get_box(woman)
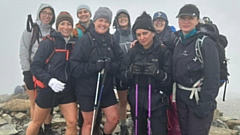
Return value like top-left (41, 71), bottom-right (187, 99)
top-left (120, 11), bottom-right (172, 135)
top-left (112, 9), bottom-right (134, 135)
top-left (70, 7), bottom-right (123, 135)
top-left (152, 11), bottom-right (181, 135)
top-left (19, 3), bottom-right (55, 134)
top-left (173, 4), bottom-right (220, 135)
top-left (26, 11), bottom-right (78, 135)
top-left (152, 11), bottom-right (176, 53)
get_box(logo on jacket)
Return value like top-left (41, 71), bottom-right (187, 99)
top-left (182, 50), bottom-right (188, 56)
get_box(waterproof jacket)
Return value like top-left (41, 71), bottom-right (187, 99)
top-left (20, 3), bottom-right (55, 72)
top-left (173, 29), bottom-right (220, 117)
top-left (30, 30), bottom-right (76, 92)
top-left (72, 20), bottom-right (94, 38)
top-left (70, 29), bottom-right (124, 96)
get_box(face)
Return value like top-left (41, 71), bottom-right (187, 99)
top-left (117, 13), bottom-right (129, 29)
top-left (178, 15), bottom-right (199, 35)
top-left (135, 29), bottom-right (155, 49)
top-left (57, 20), bottom-right (73, 38)
top-left (94, 18), bottom-right (110, 34)
top-left (39, 8), bottom-right (53, 25)
top-left (77, 9), bottom-right (91, 23)
top-left (153, 18), bottom-right (166, 33)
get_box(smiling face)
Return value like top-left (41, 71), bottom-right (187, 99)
top-left (39, 8), bottom-right (53, 25)
top-left (153, 18), bottom-right (166, 33)
top-left (57, 20), bottom-right (73, 38)
top-left (136, 29), bottom-right (155, 49)
top-left (77, 8), bottom-right (91, 23)
top-left (94, 18), bottom-right (110, 34)
top-left (117, 13), bottom-right (129, 29)
top-left (178, 15), bottom-right (199, 35)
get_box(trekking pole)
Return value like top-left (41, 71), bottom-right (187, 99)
top-left (91, 69), bottom-right (106, 135)
top-left (135, 76), bottom-right (139, 135)
top-left (147, 77), bottom-right (152, 135)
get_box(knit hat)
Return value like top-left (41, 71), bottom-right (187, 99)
top-left (132, 11), bottom-right (155, 34)
top-left (176, 4), bottom-right (200, 18)
top-left (56, 11), bottom-right (73, 29)
top-left (76, 4), bottom-right (91, 17)
top-left (93, 7), bottom-right (112, 24)
top-left (153, 11), bottom-right (168, 24)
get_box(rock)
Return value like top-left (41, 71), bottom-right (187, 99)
top-left (0, 124), bottom-right (18, 135)
top-left (212, 119), bottom-right (229, 129)
top-left (2, 114), bottom-right (12, 124)
top-left (52, 118), bottom-right (66, 127)
top-left (0, 99), bottom-right (30, 111)
top-left (227, 119), bottom-right (240, 129)
top-left (0, 118), bottom-right (7, 126)
top-left (14, 112), bottom-right (27, 120)
top-left (209, 126), bottom-right (238, 135)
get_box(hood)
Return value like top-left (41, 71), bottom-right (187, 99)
top-left (113, 9), bottom-right (131, 29)
top-left (36, 3), bottom-right (55, 26)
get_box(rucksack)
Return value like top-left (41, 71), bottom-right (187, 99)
top-left (26, 14), bottom-right (42, 63)
top-left (195, 23), bottom-right (229, 101)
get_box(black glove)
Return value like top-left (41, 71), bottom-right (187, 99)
top-left (96, 59), bottom-right (105, 72)
top-left (129, 62), bottom-right (144, 75)
top-left (143, 63), bottom-right (165, 80)
top-left (194, 101), bottom-right (215, 118)
top-left (104, 58), bottom-right (112, 71)
top-left (23, 71), bottom-right (34, 90)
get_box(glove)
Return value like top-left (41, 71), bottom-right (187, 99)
top-left (193, 101), bottom-right (215, 118)
top-left (129, 62), bottom-right (144, 75)
top-left (96, 59), bottom-right (105, 72)
top-left (104, 58), bottom-right (112, 71)
top-left (143, 63), bottom-right (165, 80)
top-left (48, 78), bottom-right (65, 92)
top-left (23, 71), bottom-right (34, 90)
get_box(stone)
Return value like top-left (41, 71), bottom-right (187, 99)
top-left (0, 99), bottom-right (30, 112)
top-left (227, 119), bottom-right (240, 129)
top-left (209, 126), bottom-right (238, 135)
top-left (0, 124), bottom-right (18, 135)
top-left (14, 112), bottom-right (27, 120)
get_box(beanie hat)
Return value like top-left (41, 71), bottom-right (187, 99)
top-left (56, 11), bottom-right (73, 29)
top-left (93, 7), bottom-right (112, 24)
top-left (176, 4), bottom-right (200, 18)
top-left (153, 11), bottom-right (168, 24)
top-left (132, 11), bottom-right (155, 34)
top-left (76, 4), bottom-right (92, 17)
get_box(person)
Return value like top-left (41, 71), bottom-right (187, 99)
top-left (19, 3), bottom-right (55, 134)
top-left (70, 7), bottom-right (124, 135)
top-left (112, 9), bottom-right (134, 135)
top-left (26, 11), bottom-right (78, 135)
top-left (202, 16), bottom-right (213, 24)
top-left (14, 85), bottom-right (25, 95)
top-left (173, 4), bottom-right (220, 135)
top-left (152, 11), bottom-right (181, 135)
top-left (120, 11), bottom-right (172, 135)
top-left (72, 4), bottom-right (103, 134)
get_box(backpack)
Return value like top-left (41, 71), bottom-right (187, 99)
top-left (26, 14), bottom-right (42, 63)
top-left (195, 23), bottom-right (229, 101)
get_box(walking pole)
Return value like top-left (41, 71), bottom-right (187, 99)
top-left (135, 76), bottom-right (139, 135)
top-left (91, 69), bottom-right (107, 135)
top-left (148, 77), bottom-right (152, 135)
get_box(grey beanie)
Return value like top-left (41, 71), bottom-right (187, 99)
top-left (93, 7), bottom-right (112, 24)
top-left (76, 4), bottom-right (91, 17)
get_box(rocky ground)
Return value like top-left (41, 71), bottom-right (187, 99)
top-left (0, 93), bottom-right (240, 135)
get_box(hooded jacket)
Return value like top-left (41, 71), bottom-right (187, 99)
top-left (20, 3), bottom-right (55, 72)
top-left (72, 20), bottom-right (94, 38)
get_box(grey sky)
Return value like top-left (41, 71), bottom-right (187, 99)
top-left (0, 0), bottom-right (239, 97)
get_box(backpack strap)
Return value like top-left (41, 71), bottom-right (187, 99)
top-left (195, 35), bottom-right (207, 65)
top-left (76, 27), bottom-right (83, 39)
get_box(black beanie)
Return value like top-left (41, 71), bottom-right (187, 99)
top-left (132, 11), bottom-right (155, 34)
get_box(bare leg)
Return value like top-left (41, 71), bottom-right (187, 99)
top-left (25, 85), bottom-right (35, 119)
top-left (81, 111), bottom-right (93, 135)
top-left (102, 104), bottom-right (119, 134)
top-left (117, 90), bottom-right (128, 124)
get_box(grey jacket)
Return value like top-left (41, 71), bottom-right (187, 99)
top-left (19, 3), bottom-right (55, 71)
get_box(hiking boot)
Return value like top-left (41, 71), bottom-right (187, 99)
top-left (120, 125), bottom-right (129, 135)
top-left (37, 127), bottom-right (45, 135)
top-left (44, 127), bottom-right (55, 135)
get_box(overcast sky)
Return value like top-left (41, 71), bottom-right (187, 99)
top-left (0, 0), bottom-right (239, 98)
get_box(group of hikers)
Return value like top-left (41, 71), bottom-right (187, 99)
top-left (19, 2), bottom-right (228, 135)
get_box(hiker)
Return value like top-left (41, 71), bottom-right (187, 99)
top-left (112, 9), bottom-right (134, 135)
top-left (70, 7), bottom-right (123, 135)
top-left (26, 11), bottom-right (78, 135)
top-left (152, 11), bottom-right (181, 135)
top-left (173, 4), bottom-right (220, 135)
top-left (120, 11), bottom-right (172, 135)
top-left (72, 4), bottom-right (103, 134)
top-left (19, 3), bottom-right (55, 134)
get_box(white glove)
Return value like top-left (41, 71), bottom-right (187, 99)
top-left (48, 78), bottom-right (65, 92)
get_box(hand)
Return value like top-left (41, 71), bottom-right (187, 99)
top-left (129, 62), bottom-right (144, 75)
top-left (96, 59), bottom-right (105, 72)
top-left (130, 40), bottom-right (137, 48)
top-left (142, 63), bottom-right (158, 76)
top-left (104, 58), bottom-right (112, 71)
top-left (23, 71), bottom-right (34, 90)
top-left (48, 78), bottom-right (65, 92)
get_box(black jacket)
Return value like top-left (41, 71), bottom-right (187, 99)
top-left (173, 29), bottom-right (220, 117)
top-left (30, 30), bottom-right (76, 91)
top-left (70, 29), bottom-right (124, 96)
